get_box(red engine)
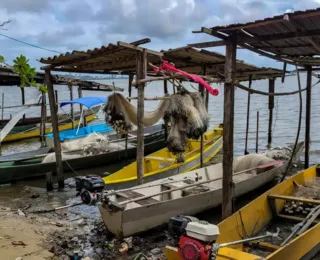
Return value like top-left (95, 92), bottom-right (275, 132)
top-left (178, 236), bottom-right (212, 260)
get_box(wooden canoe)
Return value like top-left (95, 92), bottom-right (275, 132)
top-left (0, 125), bottom-right (165, 183)
top-left (102, 125), bottom-right (223, 190)
top-left (2, 108), bottom-right (98, 143)
top-left (99, 142), bottom-right (304, 238)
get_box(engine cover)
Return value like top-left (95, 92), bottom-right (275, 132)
top-left (178, 236), bottom-right (211, 260)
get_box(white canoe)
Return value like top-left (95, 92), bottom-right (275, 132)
top-left (99, 143), bottom-right (304, 238)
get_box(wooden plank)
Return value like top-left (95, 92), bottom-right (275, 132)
top-left (144, 156), bottom-right (175, 162)
top-left (117, 41), bottom-right (163, 57)
top-left (45, 70), bottom-right (64, 189)
top-left (222, 32), bottom-right (237, 220)
top-left (268, 194), bottom-right (320, 205)
top-left (268, 78), bottom-right (275, 144)
top-left (116, 190), bottom-right (159, 205)
top-left (277, 213), bottom-right (320, 224)
top-left (305, 67), bottom-right (312, 169)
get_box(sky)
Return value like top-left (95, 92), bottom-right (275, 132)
top-left (0, 0), bottom-right (320, 70)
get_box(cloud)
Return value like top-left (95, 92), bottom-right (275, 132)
top-left (0, 0), bottom-right (319, 70)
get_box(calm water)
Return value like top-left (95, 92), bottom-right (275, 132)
top-left (1, 73), bottom-right (319, 164)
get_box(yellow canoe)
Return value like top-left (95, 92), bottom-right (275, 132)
top-left (103, 125), bottom-right (223, 190)
top-left (2, 113), bottom-right (96, 143)
top-left (166, 165), bottom-right (320, 260)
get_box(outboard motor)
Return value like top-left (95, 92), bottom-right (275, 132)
top-left (75, 176), bottom-right (105, 205)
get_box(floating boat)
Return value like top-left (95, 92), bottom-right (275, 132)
top-left (2, 107), bottom-right (98, 143)
top-left (99, 142), bottom-right (304, 238)
top-left (102, 125), bottom-right (223, 191)
top-left (0, 124), bottom-right (165, 183)
top-left (165, 159), bottom-right (319, 260)
top-left (45, 96), bottom-right (113, 147)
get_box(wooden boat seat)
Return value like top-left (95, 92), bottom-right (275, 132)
top-left (116, 190), bottom-right (159, 205)
top-left (144, 156), bottom-right (175, 162)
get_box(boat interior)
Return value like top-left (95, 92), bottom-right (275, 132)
top-left (103, 126), bottom-right (223, 186)
top-left (214, 165), bottom-right (320, 260)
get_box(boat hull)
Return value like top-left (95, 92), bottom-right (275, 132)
top-left (99, 163), bottom-right (285, 237)
top-left (0, 128), bottom-right (165, 183)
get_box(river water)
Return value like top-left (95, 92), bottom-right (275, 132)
top-left (1, 72), bottom-right (319, 163)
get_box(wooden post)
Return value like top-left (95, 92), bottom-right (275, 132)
top-left (21, 87), bottom-right (26, 123)
top-left (1, 93), bottom-right (4, 120)
top-left (68, 83), bottom-right (74, 129)
top-left (40, 92), bottom-right (47, 145)
top-left (222, 32), bottom-right (237, 220)
top-left (244, 75), bottom-right (252, 155)
top-left (46, 171), bottom-right (53, 192)
top-left (78, 86), bottom-right (86, 126)
top-left (256, 111), bottom-right (259, 153)
top-left (305, 67), bottom-right (312, 169)
top-left (45, 70), bottom-right (64, 190)
top-left (268, 79), bottom-right (275, 145)
top-left (54, 90), bottom-right (58, 111)
top-left (126, 74), bottom-right (134, 159)
top-left (164, 80), bottom-right (168, 141)
top-left (136, 50), bottom-right (147, 185)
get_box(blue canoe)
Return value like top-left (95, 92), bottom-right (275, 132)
top-left (46, 96), bottom-right (113, 143)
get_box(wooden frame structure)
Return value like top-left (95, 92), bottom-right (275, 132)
top-left (191, 7), bottom-right (320, 219)
top-left (39, 38), bottom-right (285, 190)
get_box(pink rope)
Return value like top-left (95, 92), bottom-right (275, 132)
top-left (152, 60), bottom-right (219, 96)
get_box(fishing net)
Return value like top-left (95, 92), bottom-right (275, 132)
top-left (233, 154), bottom-right (276, 173)
top-left (103, 91), bottom-right (209, 155)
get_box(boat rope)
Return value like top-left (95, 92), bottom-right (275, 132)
top-left (280, 65), bottom-right (303, 182)
top-left (235, 79), bottom-right (320, 96)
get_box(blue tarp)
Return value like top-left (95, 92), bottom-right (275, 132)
top-left (60, 96), bottom-right (107, 109)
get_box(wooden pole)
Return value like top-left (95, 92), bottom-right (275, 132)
top-left (126, 74), bottom-right (134, 160)
top-left (268, 78), bottom-right (275, 145)
top-left (305, 66), bottom-right (312, 169)
top-left (68, 83), bottom-right (74, 129)
top-left (78, 86), bottom-right (86, 126)
top-left (45, 70), bottom-right (64, 190)
top-left (256, 111), bottom-right (259, 153)
top-left (21, 87), bottom-right (26, 123)
top-left (244, 75), bottom-right (252, 155)
top-left (40, 92), bottom-right (47, 146)
top-left (222, 32), bottom-right (237, 220)
top-left (46, 171), bottom-right (53, 192)
top-left (164, 80), bottom-right (169, 141)
top-left (1, 93), bottom-right (4, 120)
top-left (136, 50), bottom-right (147, 185)
top-left (54, 90), bottom-right (58, 112)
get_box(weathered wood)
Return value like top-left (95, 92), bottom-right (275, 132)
top-left (21, 87), bottom-right (26, 123)
top-left (256, 111), bottom-right (259, 153)
top-left (78, 86), bottom-right (87, 126)
top-left (40, 92), bottom-right (47, 145)
top-left (54, 90), bottom-right (58, 112)
top-left (1, 93), bottom-right (4, 120)
top-left (222, 33), bottom-right (237, 220)
top-left (305, 67), bottom-right (312, 169)
top-left (46, 171), bottom-right (53, 192)
top-left (128, 74), bottom-right (133, 102)
top-left (45, 70), bottom-right (64, 189)
top-left (190, 28), bottom-right (320, 48)
top-left (136, 49), bottom-right (147, 185)
top-left (117, 41), bottom-right (163, 57)
top-left (268, 79), bottom-right (275, 144)
top-left (68, 83), bottom-right (74, 129)
top-left (244, 75), bottom-right (252, 155)
top-left (132, 75), bottom-right (177, 85)
top-left (281, 63), bottom-right (287, 83)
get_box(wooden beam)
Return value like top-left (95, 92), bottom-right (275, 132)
top-left (244, 75), bottom-right (252, 155)
top-left (68, 83), bottom-right (74, 129)
top-left (117, 41), bottom-right (163, 57)
top-left (45, 70), bottom-right (64, 189)
top-left (136, 49), bottom-right (147, 185)
top-left (190, 28), bottom-right (320, 48)
top-left (40, 92), bottom-right (47, 145)
top-left (222, 32), bottom-right (237, 220)
top-left (305, 66), bottom-right (312, 169)
top-left (268, 79), bottom-right (275, 145)
top-left (40, 38), bottom-right (151, 69)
